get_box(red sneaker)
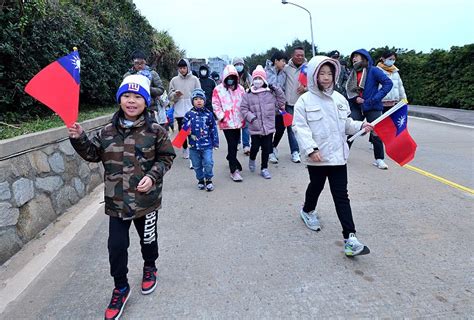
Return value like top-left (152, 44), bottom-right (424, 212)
top-left (104, 286), bottom-right (130, 320)
top-left (141, 266), bottom-right (157, 295)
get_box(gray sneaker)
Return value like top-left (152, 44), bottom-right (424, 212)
top-left (261, 168), bottom-right (271, 179)
top-left (249, 159), bottom-right (256, 172)
top-left (344, 233), bottom-right (365, 256)
top-left (300, 209), bottom-right (321, 231)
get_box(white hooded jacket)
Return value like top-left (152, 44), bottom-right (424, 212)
top-left (293, 56), bottom-right (363, 166)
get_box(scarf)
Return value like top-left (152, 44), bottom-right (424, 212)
top-left (346, 62), bottom-right (367, 99)
top-left (377, 62), bottom-right (398, 74)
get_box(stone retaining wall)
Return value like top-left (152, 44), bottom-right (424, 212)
top-left (0, 115), bottom-right (112, 264)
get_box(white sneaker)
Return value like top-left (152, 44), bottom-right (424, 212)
top-left (372, 159), bottom-right (388, 170)
top-left (189, 160), bottom-right (193, 169)
top-left (230, 170), bottom-right (243, 182)
top-left (182, 148), bottom-right (189, 159)
top-left (291, 151), bottom-right (301, 163)
top-left (243, 146), bottom-right (251, 156)
top-left (269, 153), bottom-right (278, 164)
top-left (344, 233), bottom-right (365, 256)
top-left (300, 209), bottom-right (321, 231)
top-left (273, 147), bottom-right (279, 159)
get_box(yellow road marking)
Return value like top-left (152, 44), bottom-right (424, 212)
top-left (404, 164), bottom-right (474, 195)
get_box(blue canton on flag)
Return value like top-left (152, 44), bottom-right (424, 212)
top-left (57, 50), bottom-right (80, 84)
top-left (389, 104), bottom-right (408, 136)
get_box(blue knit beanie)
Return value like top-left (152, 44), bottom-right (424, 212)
top-left (190, 88), bottom-right (206, 104)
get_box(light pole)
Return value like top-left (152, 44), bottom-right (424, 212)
top-left (281, 0), bottom-right (315, 57)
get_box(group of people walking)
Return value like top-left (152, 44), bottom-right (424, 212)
top-left (66, 46), bottom-right (407, 319)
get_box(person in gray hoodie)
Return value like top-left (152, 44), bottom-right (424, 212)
top-left (169, 58), bottom-right (201, 162)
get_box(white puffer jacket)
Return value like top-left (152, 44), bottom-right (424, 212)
top-left (293, 56), bottom-right (363, 166)
top-left (377, 66), bottom-right (407, 103)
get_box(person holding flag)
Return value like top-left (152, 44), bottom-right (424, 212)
top-left (68, 74), bottom-right (176, 320)
top-left (293, 56), bottom-right (373, 257)
top-left (345, 49), bottom-right (393, 169)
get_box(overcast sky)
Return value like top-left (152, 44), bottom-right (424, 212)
top-left (133, 0), bottom-right (474, 59)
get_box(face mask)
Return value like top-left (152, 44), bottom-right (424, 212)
top-left (213, 77), bottom-right (219, 81)
top-left (253, 79), bottom-right (264, 88)
top-left (225, 78), bottom-right (235, 86)
top-left (200, 70), bottom-right (207, 76)
top-left (384, 59), bottom-right (395, 67)
top-left (235, 65), bottom-right (244, 73)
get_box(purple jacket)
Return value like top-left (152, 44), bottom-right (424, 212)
top-left (241, 85), bottom-right (286, 136)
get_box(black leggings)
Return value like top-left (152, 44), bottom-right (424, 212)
top-left (250, 134), bottom-right (273, 169)
top-left (272, 114), bottom-right (285, 149)
top-left (223, 129), bottom-right (242, 173)
top-left (108, 210), bottom-right (159, 289)
top-left (175, 117), bottom-right (188, 149)
top-left (303, 165), bottom-right (356, 239)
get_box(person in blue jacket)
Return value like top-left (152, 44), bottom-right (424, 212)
top-left (183, 89), bottom-right (219, 191)
top-left (346, 49), bottom-right (393, 170)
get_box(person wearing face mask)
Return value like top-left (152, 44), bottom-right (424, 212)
top-left (210, 71), bottom-right (222, 85)
top-left (232, 57), bottom-right (252, 156)
top-left (376, 51), bottom-right (407, 114)
top-left (212, 64), bottom-right (246, 182)
top-left (240, 65), bottom-right (286, 179)
top-left (198, 65), bottom-right (217, 112)
top-left (345, 49), bottom-right (393, 170)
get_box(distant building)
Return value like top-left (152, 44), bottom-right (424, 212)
top-left (208, 57), bottom-right (227, 77)
top-left (188, 58), bottom-right (206, 74)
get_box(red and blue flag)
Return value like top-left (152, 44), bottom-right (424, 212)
top-left (172, 121), bottom-right (191, 148)
top-left (298, 64), bottom-right (308, 87)
top-left (25, 49), bottom-right (80, 127)
top-left (279, 110), bottom-right (293, 127)
top-left (374, 104), bottom-right (417, 166)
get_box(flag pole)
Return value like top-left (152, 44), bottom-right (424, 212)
top-left (348, 99), bottom-right (408, 142)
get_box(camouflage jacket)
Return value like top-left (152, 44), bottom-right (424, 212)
top-left (70, 116), bottom-right (176, 220)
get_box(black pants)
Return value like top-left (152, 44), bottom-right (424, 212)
top-left (223, 129), bottom-right (242, 173)
top-left (108, 210), bottom-right (159, 289)
top-left (175, 117), bottom-right (188, 149)
top-left (347, 106), bottom-right (384, 160)
top-left (303, 165), bottom-right (356, 239)
top-left (272, 114), bottom-right (285, 149)
top-left (250, 134), bottom-right (273, 170)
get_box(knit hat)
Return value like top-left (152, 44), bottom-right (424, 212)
top-left (232, 57), bottom-right (245, 66)
top-left (116, 75), bottom-right (151, 107)
top-left (252, 65), bottom-right (267, 83)
top-left (190, 88), bottom-right (206, 103)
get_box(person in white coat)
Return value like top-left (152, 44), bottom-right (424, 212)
top-left (292, 56), bottom-right (373, 257)
top-left (376, 51), bottom-right (407, 113)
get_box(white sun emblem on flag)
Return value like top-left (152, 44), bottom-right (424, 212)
top-left (71, 55), bottom-right (81, 73)
top-left (397, 115), bottom-right (406, 128)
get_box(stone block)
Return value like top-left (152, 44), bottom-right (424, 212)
top-left (59, 141), bottom-right (76, 156)
top-left (10, 155), bottom-right (32, 177)
top-left (12, 178), bottom-right (34, 206)
top-left (0, 181), bottom-right (11, 201)
top-left (78, 162), bottom-right (91, 179)
top-left (87, 173), bottom-right (103, 193)
top-left (88, 162), bottom-right (99, 170)
top-left (42, 145), bottom-right (56, 155)
top-left (28, 151), bottom-right (50, 173)
top-left (72, 178), bottom-right (85, 197)
top-left (0, 227), bottom-right (23, 265)
top-left (0, 202), bottom-right (20, 227)
top-left (53, 186), bottom-right (78, 214)
top-left (35, 176), bottom-right (64, 193)
top-left (17, 194), bottom-right (56, 242)
top-left (48, 153), bottom-right (65, 173)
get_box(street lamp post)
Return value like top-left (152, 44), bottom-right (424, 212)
top-left (281, 0), bottom-right (315, 57)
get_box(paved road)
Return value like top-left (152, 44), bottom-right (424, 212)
top-left (1, 117), bottom-right (473, 319)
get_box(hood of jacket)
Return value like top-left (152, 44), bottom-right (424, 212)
top-left (177, 58), bottom-right (192, 78)
top-left (350, 49), bottom-right (374, 67)
top-left (199, 65), bottom-right (210, 79)
top-left (307, 56), bottom-right (341, 95)
top-left (222, 64), bottom-right (240, 82)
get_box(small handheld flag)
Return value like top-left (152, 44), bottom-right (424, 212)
top-left (298, 64), bottom-right (308, 87)
top-left (374, 104), bottom-right (417, 166)
top-left (25, 49), bottom-right (80, 127)
top-left (172, 121), bottom-right (191, 148)
top-left (280, 110), bottom-right (293, 127)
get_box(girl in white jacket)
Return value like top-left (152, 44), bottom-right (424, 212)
top-left (293, 56), bottom-right (373, 257)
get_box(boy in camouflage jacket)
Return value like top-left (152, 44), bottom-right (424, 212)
top-left (68, 75), bottom-right (175, 320)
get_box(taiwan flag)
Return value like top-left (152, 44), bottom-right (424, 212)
top-left (25, 49), bottom-right (80, 127)
top-left (374, 104), bottom-right (417, 166)
top-left (279, 110), bottom-right (293, 127)
top-left (298, 64), bottom-right (308, 87)
top-left (172, 121), bottom-right (191, 148)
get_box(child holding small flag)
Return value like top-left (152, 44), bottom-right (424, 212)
top-left (240, 65), bottom-right (285, 179)
top-left (293, 56), bottom-right (373, 257)
top-left (183, 88), bottom-right (219, 191)
top-left (68, 75), bottom-right (176, 319)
